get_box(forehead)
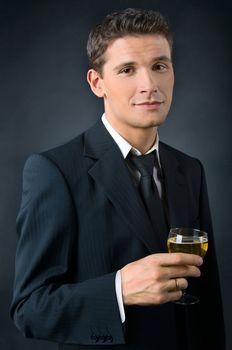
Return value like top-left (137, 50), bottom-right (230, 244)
top-left (104, 34), bottom-right (171, 66)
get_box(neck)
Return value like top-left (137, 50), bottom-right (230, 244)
top-left (105, 116), bottom-right (157, 154)
top-left (122, 128), bottom-right (157, 154)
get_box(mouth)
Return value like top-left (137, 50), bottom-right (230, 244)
top-left (133, 101), bottom-right (164, 110)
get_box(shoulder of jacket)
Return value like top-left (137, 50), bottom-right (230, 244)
top-left (160, 141), bottom-right (200, 163)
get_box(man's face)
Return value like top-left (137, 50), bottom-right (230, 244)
top-left (89, 34), bottom-right (174, 133)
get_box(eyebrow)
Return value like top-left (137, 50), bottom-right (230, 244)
top-left (113, 56), bottom-right (172, 71)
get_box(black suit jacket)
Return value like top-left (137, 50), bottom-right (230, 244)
top-left (10, 120), bottom-right (225, 350)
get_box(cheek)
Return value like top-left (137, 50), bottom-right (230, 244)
top-left (107, 87), bottom-right (131, 104)
top-left (105, 84), bottom-right (121, 99)
top-left (103, 79), bottom-right (135, 106)
top-left (163, 78), bottom-right (174, 97)
top-left (168, 75), bottom-right (175, 90)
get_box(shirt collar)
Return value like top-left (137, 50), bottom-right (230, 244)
top-left (101, 113), bottom-right (160, 164)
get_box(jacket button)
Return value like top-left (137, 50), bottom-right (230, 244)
top-left (99, 335), bottom-right (106, 343)
top-left (106, 335), bottom-right (113, 343)
top-left (90, 335), bottom-right (99, 343)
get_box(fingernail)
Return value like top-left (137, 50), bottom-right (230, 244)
top-left (198, 257), bottom-right (203, 265)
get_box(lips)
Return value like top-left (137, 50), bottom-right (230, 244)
top-left (134, 101), bottom-right (163, 105)
top-left (133, 101), bottom-right (163, 110)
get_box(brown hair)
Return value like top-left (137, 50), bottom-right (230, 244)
top-left (87, 8), bottom-right (173, 75)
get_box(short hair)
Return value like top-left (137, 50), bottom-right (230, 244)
top-left (87, 8), bottom-right (173, 75)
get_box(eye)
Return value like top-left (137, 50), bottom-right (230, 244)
top-left (119, 66), bottom-right (134, 75)
top-left (152, 63), bottom-right (168, 72)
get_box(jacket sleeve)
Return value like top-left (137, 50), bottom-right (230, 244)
top-left (10, 153), bottom-right (125, 346)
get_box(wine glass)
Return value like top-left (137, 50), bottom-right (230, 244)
top-left (167, 227), bottom-right (208, 305)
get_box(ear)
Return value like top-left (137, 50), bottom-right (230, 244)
top-left (87, 69), bottom-right (105, 98)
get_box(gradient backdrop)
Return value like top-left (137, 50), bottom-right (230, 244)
top-left (1, 0), bottom-right (231, 349)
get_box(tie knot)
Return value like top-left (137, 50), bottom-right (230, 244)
top-left (129, 151), bottom-right (156, 177)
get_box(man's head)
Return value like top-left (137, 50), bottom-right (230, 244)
top-left (87, 8), bottom-right (173, 75)
top-left (87, 9), bottom-right (174, 145)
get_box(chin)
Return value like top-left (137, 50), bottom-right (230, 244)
top-left (139, 117), bottom-right (167, 129)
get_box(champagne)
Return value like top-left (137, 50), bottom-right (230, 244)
top-left (167, 237), bottom-right (208, 258)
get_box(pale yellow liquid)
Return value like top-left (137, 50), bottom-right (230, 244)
top-left (167, 237), bottom-right (208, 258)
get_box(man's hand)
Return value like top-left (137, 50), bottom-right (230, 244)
top-left (120, 253), bottom-right (203, 305)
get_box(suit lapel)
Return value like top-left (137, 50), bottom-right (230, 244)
top-left (159, 143), bottom-right (189, 229)
top-left (84, 121), bottom-right (165, 253)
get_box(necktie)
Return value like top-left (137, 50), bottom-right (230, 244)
top-left (128, 150), bottom-right (169, 230)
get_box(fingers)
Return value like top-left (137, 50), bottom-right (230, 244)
top-left (160, 278), bottom-right (187, 294)
top-left (168, 290), bottom-right (183, 303)
top-left (165, 265), bottom-right (201, 279)
top-left (169, 278), bottom-right (188, 292)
top-left (164, 278), bottom-right (188, 303)
top-left (154, 253), bottom-right (203, 267)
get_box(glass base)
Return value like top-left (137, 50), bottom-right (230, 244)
top-left (175, 293), bottom-right (199, 305)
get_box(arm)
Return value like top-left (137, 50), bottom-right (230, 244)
top-left (10, 154), bottom-right (124, 345)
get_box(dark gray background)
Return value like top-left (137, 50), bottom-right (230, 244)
top-left (1, 0), bottom-right (231, 349)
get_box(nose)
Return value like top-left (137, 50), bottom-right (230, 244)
top-left (138, 69), bottom-right (158, 94)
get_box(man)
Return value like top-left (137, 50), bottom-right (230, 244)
top-left (10, 8), bottom-right (225, 350)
